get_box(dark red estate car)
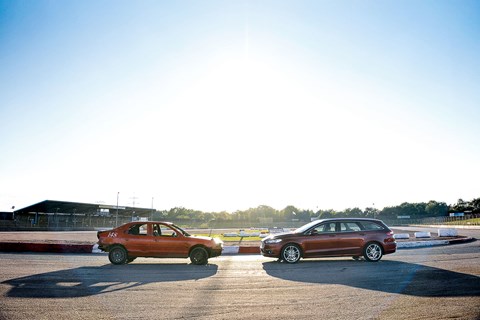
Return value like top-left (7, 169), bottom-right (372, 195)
top-left (97, 221), bottom-right (223, 265)
top-left (261, 218), bottom-right (396, 263)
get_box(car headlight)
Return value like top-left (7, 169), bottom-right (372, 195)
top-left (265, 238), bottom-right (282, 244)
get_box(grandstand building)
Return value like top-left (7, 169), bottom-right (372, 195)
top-left (1, 200), bottom-right (156, 231)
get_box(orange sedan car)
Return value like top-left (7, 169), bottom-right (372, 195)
top-left (97, 221), bottom-right (223, 265)
top-left (261, 218), bottom-right (396, 263)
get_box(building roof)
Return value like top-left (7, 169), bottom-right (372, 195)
top-left (14, 200), bottom-right (154, 217)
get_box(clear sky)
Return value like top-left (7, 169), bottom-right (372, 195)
top-left (1, 0), bottom-right (479, 213)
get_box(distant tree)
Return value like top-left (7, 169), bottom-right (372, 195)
top-left (425, 201), bottom-right (448, 217)
top-left (152, 210), bottom-right (167, 220)
top-left (344, 207), bottom-right (364, 217)
top-left (297, 209), bottom-right (314, 222)
top-left (378, 206), bottom-right (396, 219)
top-left (398, 202), bottom-right (427, 218)
top-left (379, 201), bottom-right (449, 219)
top-left (364, 207), bottom-right (379, 218)
top-left (203, 212), bottom-right (216, 222)
top-left (148, 198), bottom-right (478, 225)
top-left (317, 209), bottom-right (336, 219)
top-left (471, 198), bottom-right (480, 213)
top-left (214, 211), bottom-right (231, 221)
top-left (232, 205), bottom-right (277, 222)
top-left (281, 205), bottom-right (300, 221)
top-left (450, 198), bottom-right (480, 214)
top-left (451, 199), bottom-right (467, 212)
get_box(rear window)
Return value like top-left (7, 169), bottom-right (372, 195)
top-left (360, 221), bottom-right (385, 231)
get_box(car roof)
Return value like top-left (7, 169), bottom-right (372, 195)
top-left (122, 221), bottom-right (174, 226)
top-left (316, 218), bottom-right (384, 222)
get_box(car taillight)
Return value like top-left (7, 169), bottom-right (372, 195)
top-left (385, 231), bottom-right (395, 242)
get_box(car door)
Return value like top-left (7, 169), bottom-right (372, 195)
top-left (123, 223), bottom-right (151, 255)
top-left (150, 223), bottom-right (190, 258)
top-left (301, 222), bottom-right (339, 257)
top-left (335, 221), bottom-right (365, 255)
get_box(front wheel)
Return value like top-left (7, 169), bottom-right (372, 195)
top-left (363, 242), bottom-right (383, 262)
top-left (190, 247), bottom-right (208, 265)
top-left (109, 246), bottom-right (128, 265)
top-left (281, 244), bottom-right (301, 263)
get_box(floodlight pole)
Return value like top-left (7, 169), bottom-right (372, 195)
top-left (151, 197), bottom-right (154, 221)
top-left (116, 192), bottom-right (119, 227)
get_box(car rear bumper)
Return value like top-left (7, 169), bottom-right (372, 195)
top-left (383, 242), bottom-right (397, 254)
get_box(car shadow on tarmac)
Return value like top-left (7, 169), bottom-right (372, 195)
top-left (262, 259), bottom-right (480, 297)
top-left (2, 263), bottom-right (218, 298)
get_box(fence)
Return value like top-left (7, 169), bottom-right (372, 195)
top-left (383, 214), bottom-right (480, 227)
top-left (1, 213), bottom-right (478, 231)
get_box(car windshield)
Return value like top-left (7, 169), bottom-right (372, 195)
top-left (294, 220), bottom-right (325, 233)
top-left (172, 224), bottom-right (191, 236)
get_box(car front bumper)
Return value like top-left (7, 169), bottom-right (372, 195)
top-left (210, 246), bottom-right (223, 257)
top-left (260, 242), bottom-right (281, 258)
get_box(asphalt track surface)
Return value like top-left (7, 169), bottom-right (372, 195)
top-left (1, 240), bottom-right (479, 320)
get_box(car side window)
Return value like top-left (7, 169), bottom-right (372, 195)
top-left (360, 221), bottom-right (384, 231)
top-left (311, 222), bottom-right (336, 234)
top-left (128, 224), bottom-right (148, 236)
top-left (324, 223), bottom-right (336, 232)
top-left (339, 222), bottom-right (362, 232)
top-left (159, 225), bottom-right (177, 237)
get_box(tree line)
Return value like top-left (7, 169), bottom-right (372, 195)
top-left (152, 198), bottom-right (480, 224)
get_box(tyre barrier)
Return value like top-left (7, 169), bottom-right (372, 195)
top-left (414, 232), bottom-right (431, 238)
top-left (438, 228), bottom-right (458, 237)
top-left (0, 242), bottom-right (94, 253)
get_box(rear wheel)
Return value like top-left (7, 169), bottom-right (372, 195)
top-left (190, 247), bottom-right (208, 265)
top-left (109, 246), bottom-right (128, 265)
top-left (363, 242), bottom-right (383, 262)
top-left (281, 244), bottom-right (301, 263)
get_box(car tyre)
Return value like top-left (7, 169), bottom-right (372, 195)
top-left (281, 244), bottom-right (301, 263)
top-left (190, 247), bottom-right (208, 265)
top-left (363, 242), bottom-right (383, 262)
top-left (127, 257), bottom-right (136, 263)
top-left (109, 246), bottom-right (128, 265)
